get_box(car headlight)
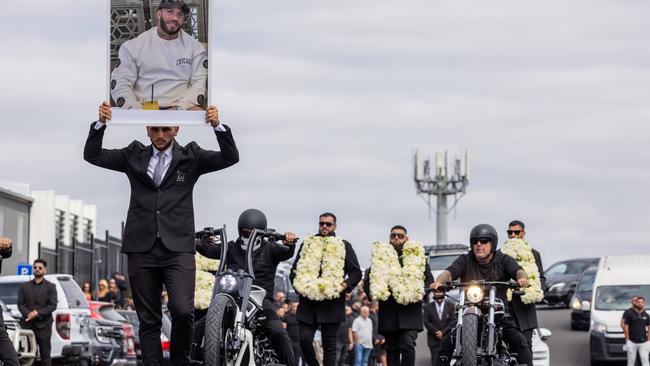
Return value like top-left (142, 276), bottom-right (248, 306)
top-left (570, 296), bottom-right (582, 310)
top-left (591, 320), bottom-right (607, 333)
top-left (466, 286), bottom-right (484, 303)
top-left (217, 274), bottom-right (239, 294)
top-left (549, 282), bottom-right (566, 292)
top-left (95, 327), bottom-right (111, 344)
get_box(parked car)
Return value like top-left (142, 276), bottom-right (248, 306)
top-left (88, 301), bottom-right (136, 366)
top-left (2, 300), bottom-right (37, 366)
top-left (543, 258), bottom-right (599, 307)
top-left (570, 267), bottom-right (597, 330)
top-left (115, 310), bottom-right (141, 364)
top-left (590, 255), bottom-right (650, 364)
top-left (0, 274), bottom-right (92, 365)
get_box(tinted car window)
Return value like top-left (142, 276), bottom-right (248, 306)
top-left (0, 283), bottom-right (24, 305)
top-left (577, 271), bottom-right (596, 292)
top-left (58, 277), bottom-right (89, 308)
top-left (429, 255), bottom-right (461, 270)
top-left (545, 263), bottom-right (567, 276)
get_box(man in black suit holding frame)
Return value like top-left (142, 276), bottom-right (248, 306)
top-left (84, 101), bottom-right (239, 366)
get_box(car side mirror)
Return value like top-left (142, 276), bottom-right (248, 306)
top-left (538, 328), bottom-right (552, 341)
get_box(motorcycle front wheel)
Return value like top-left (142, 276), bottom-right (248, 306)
top-left (205, 293), bottom-right (237, 366)
top-left (460, 314), bottom-right (479, 366)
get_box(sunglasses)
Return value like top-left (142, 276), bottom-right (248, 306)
top-left (507, 230), bottom-right (522, 235)
top-left (319, 221), bottom-right (334, 228)
top-left (471, 238), bottom-right (492, 245)
top-left (390, 233), bottom-right (405, 239)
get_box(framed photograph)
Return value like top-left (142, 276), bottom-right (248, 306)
top-left (107, 0), bottom-right (211, 125)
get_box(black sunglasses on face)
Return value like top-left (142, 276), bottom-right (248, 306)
top-left (319, 222), bottom-right (334, 228)
top-left (390, 233), bottom-right (405, 239)
top-left (471, 238), bottom-right (491, 245)
top-left (507, 230), bottom-right (521, 235)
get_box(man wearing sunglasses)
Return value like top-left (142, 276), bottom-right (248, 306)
top-left (291, 212), bottom-right (362, 366)
top-left (431, 224), bottom-right (532, 366)
top-left (506, 220), bottom-right (545, 356)
top-left (17, 259), bottom-right (57, 366)
top-left (84, 101), bottom-right (239, 366)
top-left (0, 237), bottom-right (20, 366)
top-left (363, 226), bottom-right (434, 366)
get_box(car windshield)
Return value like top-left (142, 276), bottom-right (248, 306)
top-left (595, 285), bottom-right (650, 311)
top-left (546, 261), bottom-right (592, 276)
top-left (99, 305), bottom-right (126, 322)
top-left (577, 271), bottom-right (596, 292)
top-left (58, 277), bottom-right (89, 308)
top-left (0, 282), bottom-right (24, 305)
top-left (429, 255), bottom-right (460, 270)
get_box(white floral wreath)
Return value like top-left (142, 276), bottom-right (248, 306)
top-left (501, 238), bottom-right (544, 304)
top-left (369, 240), bottom-right (426, 305)
top-left (194, 254), bottom-right (219, 310)
top-left (293, 235), bottom-right (346, 301)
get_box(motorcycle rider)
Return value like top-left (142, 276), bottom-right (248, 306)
top-left (196, 208), bottom-right (298, 366)
top-left (432, 224), bottom-right (533, 366)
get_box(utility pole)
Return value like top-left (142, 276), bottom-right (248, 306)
top-left (413, 149), bottom-right (469, 244)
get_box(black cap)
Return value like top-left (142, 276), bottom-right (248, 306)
top-left (159, 0), bottom-right (190, 16)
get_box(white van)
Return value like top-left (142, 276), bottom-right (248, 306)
top-left (589, 255), bottom-right (650, 364)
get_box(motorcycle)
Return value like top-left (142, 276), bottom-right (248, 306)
top-left (441, 280), bottom-right (524, 366)
top-left (196, 226), bottom-right (291, 366)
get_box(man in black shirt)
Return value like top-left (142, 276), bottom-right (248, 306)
top-left (335, 306), bottom-right (355, 366)
top-left (0, 237), bottom-right (20, 366)
top-left (196, 208), bottom-right (297, 366)
top-left (17, 259), bottom-right (58, 366)
top-left (622, 296), bottom-right (650, 366)
top-left (432, 224), bottom-right (532, 366)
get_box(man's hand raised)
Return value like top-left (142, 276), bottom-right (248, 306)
top-left (98, 101), bottom-right (112, 123)
top-left (0, 237), bottom-right (12, 251)
top-left (205, 105), bottom-right (220, 127)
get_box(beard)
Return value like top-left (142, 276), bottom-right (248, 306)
top-left (159, 18), bottom-right (182, 36)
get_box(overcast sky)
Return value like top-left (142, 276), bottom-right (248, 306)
top-left (2, 0), bottom-right (649, 268)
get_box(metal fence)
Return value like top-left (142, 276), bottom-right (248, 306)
top-left (38, 228), bottom-right (129, 296)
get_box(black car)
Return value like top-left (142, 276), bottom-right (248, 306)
top-left (570, 267), bottom-right (597, 330)
top-left (544, 257), bottom-right (599, 307)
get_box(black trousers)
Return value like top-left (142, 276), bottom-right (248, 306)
top-left (299, 321), bottom-right (339, 366)
top-left (428, 343), bottom-right (442, 366)
top-left (383, 330), bottom-right (418, 366)
top-left (32, 326), bottom-right (52, 366)
top-left (440, 318), bottom-right (532, 366)
top-left (128, 239), bottom-right (195, 366)
top-left (262, 299), bottom-right (297, 366)
top-left (335, 342), bottom-right (351, 366)
top-left (522, 328), bottom-right (534, 354)
top-left (0, 312), bottom-right (19, 366)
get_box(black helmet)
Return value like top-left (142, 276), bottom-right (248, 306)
top-left (469, 224), bottom-right (498, 252)
top-left (237, 209), bottom-right (267, 237)
top-left (158, 0), bottom-right (190, 16)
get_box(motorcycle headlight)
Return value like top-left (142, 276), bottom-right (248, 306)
top-left (466, 286), bottom-right (484, 304)
top-left (217, 274), bottom-right (239, 294)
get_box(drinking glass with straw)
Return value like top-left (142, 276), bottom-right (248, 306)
top-left (143, 84), bottom-right (159, 110)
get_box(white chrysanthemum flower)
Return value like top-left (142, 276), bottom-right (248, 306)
top-left (502, 238), bottom-right (544, 304)
top-left (195, 253), bottom-right (219, 272)
top-left (194, 270), bottom-right (215, 310)
top-left (370, 241), bottom-right (426, 305)
top-left (293, 236), bottom-right (346, 301)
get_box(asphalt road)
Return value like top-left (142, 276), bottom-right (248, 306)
top-left (413, 306), bottom-right (626, 366)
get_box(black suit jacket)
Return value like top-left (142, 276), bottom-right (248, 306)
top-left (290, 235), bottom-right (362, 324)
top-left (84, 123), bottom-right (239, 253)
top-left (17, 279), bottom-right (58, 329)
top-left (363, 258), bottom-right (434, 333)
top-left (509, 248), bottom-right (545, 330)
top-left (423, 300), bottom-right (456, 347)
